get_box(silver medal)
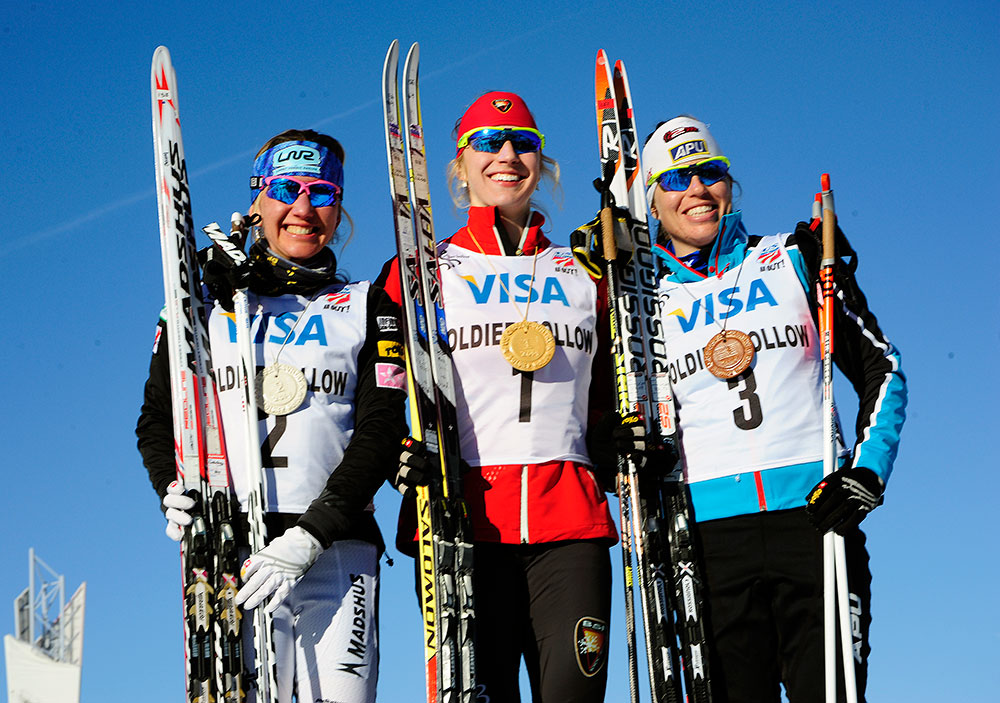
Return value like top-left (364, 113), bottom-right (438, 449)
top-left (255, 363), bottom-right (307, 416)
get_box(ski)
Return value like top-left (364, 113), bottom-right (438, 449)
top-left (202, 215), bottom-right (280, 703)
top-left (593, 50), bottom-right (713, 702)
top-left (382, 40), bottom-right (477, 703)
top-left (151, 46), bottom-right (246, 703)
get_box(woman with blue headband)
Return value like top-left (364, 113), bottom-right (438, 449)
top-left (137, 129), bottom-right (407, 703)
top-left (641, 116), bottom-right (907, 701)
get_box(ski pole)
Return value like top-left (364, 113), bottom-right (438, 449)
top-left (819, 174), bottom-right (858, 703)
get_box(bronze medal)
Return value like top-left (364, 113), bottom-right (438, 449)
top-left (500, 320), bottom-right (556, 372)
top-left (703, 330), bottom-right (755, 379)
top-left (256, 363), bottom-right (308, 415)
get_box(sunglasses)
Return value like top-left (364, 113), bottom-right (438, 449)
top-left (263, 176), bottom-right (341, 207)
top-left (457, 127), bottom-right (545, 154)
top-left (652, 159), bottom-right (730, 192)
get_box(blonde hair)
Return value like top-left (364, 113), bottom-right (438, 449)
top-left (445, 116), bottom-right (563, 217)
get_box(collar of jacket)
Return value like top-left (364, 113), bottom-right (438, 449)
top-left (453, 206), bottom-right (549, 255)
top-left (652, 210), bottom-right (748, 282)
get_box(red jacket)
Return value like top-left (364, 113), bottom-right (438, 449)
top-left (381, 207), bottom-right (618, 548)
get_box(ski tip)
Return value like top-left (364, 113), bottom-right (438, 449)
top-left (596, 49), bottom-right (608, 65)
top-left (814, 192), bottom-right (822, 202)
top-left (821, 173), bottom-right (831, 191)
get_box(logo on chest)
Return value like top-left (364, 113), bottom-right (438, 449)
top-left (460, 273), bottom-right (570, 306)
top-left (665, 278), bottom-right (778, 333)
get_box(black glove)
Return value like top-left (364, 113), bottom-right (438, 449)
top-left (805, 466), bottom-right (884, 535)
top-left (394, 437), bottom-right (434, 499)
top-left (198, 218), bottom-right (254, 312)
top-left (587, 411), bottom-right (651, 493)
top-left (614, 412), bottom-right (647, 464)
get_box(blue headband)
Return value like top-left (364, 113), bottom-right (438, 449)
top-left (250, 140), bottom-right (344, 203)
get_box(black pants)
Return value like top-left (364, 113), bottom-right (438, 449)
top-left (695, 508), bottom-right (872, 703)
top-left (471, 540), bottom-right (612, 703)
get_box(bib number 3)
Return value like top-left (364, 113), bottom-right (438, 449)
top-left (727, 369), bottom-right (763, 431)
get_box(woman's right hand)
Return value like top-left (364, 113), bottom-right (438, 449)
top-left (162, 480), bottom-right (196, 542)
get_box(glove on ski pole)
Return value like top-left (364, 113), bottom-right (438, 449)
top-left (806, 466), bottom-right (884, 535)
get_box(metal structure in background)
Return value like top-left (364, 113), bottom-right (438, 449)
top-left (5, 548), bottom-right (86, 703)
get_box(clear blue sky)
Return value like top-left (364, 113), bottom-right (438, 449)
top-left (1, 1), bottom-right (997, 700)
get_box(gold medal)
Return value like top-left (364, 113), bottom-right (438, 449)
top-left (500, 320), bottom-right (556, 372)
top-left (256, 363), bottom-right (308, 415)
top-left (703, 330), bottom-right (755, 379)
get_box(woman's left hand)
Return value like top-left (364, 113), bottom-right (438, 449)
top-left (236, 526), bottom-right (322, 613)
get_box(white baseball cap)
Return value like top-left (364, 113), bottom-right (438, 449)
top-left (642, 116), bottom-right (729, 203)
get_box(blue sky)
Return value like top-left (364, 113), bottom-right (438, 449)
top-left (1, 1), bottom-right (997, 700)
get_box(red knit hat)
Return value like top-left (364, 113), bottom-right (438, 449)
top-left (456, 91), bottom-right (539, 155)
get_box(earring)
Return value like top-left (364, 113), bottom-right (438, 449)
top-left (460, 180), bottom-right (468, 189)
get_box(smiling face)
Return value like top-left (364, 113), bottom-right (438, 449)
top-left (650, 174), bottom-right (732, 256)
top-left (458, 139), bottom-right (541, 222)
top-left (255, 176), bottom-right (341, 262)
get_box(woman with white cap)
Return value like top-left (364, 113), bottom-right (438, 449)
top-left (640, 116), bottom-right (906, 701)
top-left (384, 92), bottom-right (619, 702)
top-left (137, 129), bottom-right (408, 703)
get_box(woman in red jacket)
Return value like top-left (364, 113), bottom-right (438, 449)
top-left (382, 92), bottom-right (618, 702)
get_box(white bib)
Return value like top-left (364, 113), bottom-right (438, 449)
top-left (209, 281), bottom-right (368, 512)
top-left (437, 244), bottom-right (595, 466)
top-left (658, 236), bottom-right (841, 482)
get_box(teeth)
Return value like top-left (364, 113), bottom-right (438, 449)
top-left (686, 205), bottom-right (714, 216)
top-left (286, 225), bottom-right (314, 235)
top-left (490, 174), bottom-right (520, 182)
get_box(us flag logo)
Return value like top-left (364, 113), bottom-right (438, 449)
top-left (326, 291), bottom-right (351, 305)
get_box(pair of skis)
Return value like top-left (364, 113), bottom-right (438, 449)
top-left (152, 46), bottom-right (277, 703)
top-left (381, 41), bottom-right (477, 703)
top-left (592, 51), bottom-right (713, 703)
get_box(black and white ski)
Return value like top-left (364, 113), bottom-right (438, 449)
top-left (593, 50), bottom-right (714, 703)
top-left (151, 46), bottom-right (247, 703)
top-left (382, 40), bottom-right (477, 703)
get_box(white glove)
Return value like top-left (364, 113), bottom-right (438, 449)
top-left (236, 526), bottom-right (322, 614)
top-left (162, 480), bottom-right (196, 542)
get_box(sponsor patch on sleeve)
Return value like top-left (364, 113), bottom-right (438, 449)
top-left (376, 315), bottom-right (399, 332)
top-left (378, 340), bottom-right (405, 358)
top-left (375, 362), bottom-right (407, 391)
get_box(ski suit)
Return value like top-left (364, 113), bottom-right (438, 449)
top-left (137, 266), bottom-right (408, 703)
top-left (653, 211), bottom-right (906, 702)
top-left (380, 206), bottom-right (619, 703)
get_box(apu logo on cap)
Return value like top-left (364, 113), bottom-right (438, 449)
top-left (664, 126), bottom-right (699, 142)
top-left (670, 139), bottom-right (708, 163)
top-left (271, 143), bottom-right (322, 176)
top-left (492, 99), bottom-right (512, 113)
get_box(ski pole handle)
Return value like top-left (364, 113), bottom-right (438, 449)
top-left (821, 173), bottom-right (835, 262)
top-left (601, 204), bottom-right (618, 263)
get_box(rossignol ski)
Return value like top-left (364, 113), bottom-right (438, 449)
top-left (151, 46), bottom-right (246, 703)
top-left (592, 50), bottom-right (713, 703)
top-left (381, 40), bottom-right (477, 703)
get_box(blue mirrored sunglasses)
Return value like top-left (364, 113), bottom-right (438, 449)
top-left (656, 160), bottom-right (730, 192)
top-left (463, 128), bottom-right (544, 155)
top-left (264, 176), bottom-right (341, 207)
